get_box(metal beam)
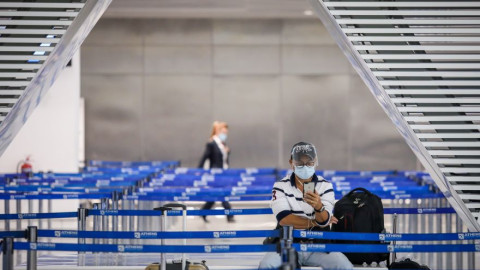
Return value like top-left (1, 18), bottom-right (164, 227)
top-left (0, 0), bottom-right (112, 157)
top-left (0, 3), bottom-right (84, 8)
top-left (310, 0), bottom-right (480, 231)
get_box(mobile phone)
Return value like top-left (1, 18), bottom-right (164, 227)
top-left (303, 182), bottom-right (316, 196)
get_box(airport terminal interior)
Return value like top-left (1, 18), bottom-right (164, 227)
top-left (0, 0), bottom-right (480, 269)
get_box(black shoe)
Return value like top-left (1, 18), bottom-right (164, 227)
top-left (202, 216), bottom-right (209, 223)
top-left (227, 217), bottom-right (235, 223)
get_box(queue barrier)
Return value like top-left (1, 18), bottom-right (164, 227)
top-left (0, 207), bottom-right (457, 220)
top-left (88, 160), bottom-right (180, 168)
top-left (293, 243), bottom-right (480, 253)
top-left (3, 228), bottom-right (480, 245)
top-left (0, 192), bottom-right (445, 201)
top-left (0, 229), bottom-right (472, 242)
top-left (9, 242), bottom-right (480, 254)
top-left (2, 226), bottom-right (479, 270)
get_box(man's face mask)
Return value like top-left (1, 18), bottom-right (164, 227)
top-left (294, 165), bottom-right (315, 180)
top-left (291, 142), bottom-right (318, 180)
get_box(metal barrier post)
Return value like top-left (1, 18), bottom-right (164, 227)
top-left (427, 199), bottom-right (434, 267)
top-left (408, 198), bottom-right (417, 263)
top-left (26, 226), bottom-right (38, 270)
top-left (419, 199), bottom-right (426, 265)
top-left (391, 213), bottom-right (398, 263)
top-left (92, 203), bottom-right (100, 266)
top-left (92, 203), bottom-right (100, 245)
top-left (128, 187), bottom-right (135, 233)
top-left (38, 200), bottom-right (43, 230)
top-left (77, 208), bottom-right (87, 267)
top-left (47, 200), bottom-right (52, 230)
top-left (161, 208), bottom-right (168, 270)
top-left (15, 200), bottom-right (21, 266)
top-left (100, 197), bottom-right (110, 266)
top-left (2, 237), bottom-right (14, 270)
top-left (112, 191), bottom-right (120, 266)
top-left (182, 208), bottom-right (187, 270)
top-left (456, 215), bottom-right (463, 270)
top-left (468, 228), bottom-right (475, 270)
top-left (112, 192), bottom-right (119, 233)
top-left (101, 198), bottom-right (109, 232)
top-left (4, 199), bottom-right (10, 231)
top-left (279, 226), bottom-right (295, 270)
top-left (122, 188), bottom-right (129, 232)
top-left (444, 199), bottom-right (453, 269)
top-left (28, 200), bottom-right (33, 227)
top-left (436, 198), bottom-right (442, 268)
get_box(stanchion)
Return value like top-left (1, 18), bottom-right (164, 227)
top-left (101, 198), bottom-right (110, 266)
top-left (2, 237), bottom-right (14, 270)
top-left (4, 199), bottom-right (10, 231)
top-left (28, 199), bottom-right (33, 227)
top-left (444, 198), bottom-right (453, 269)
top-left (15, 200), bottom-right (21, 266)
top-left (112, 191), bottom-right (120, 244)
top-left (77, 208), bottom-right (87, 267)
top-left (92, 203), bottom-right (100, 245)
top-left (38, 200), bottom-right (44, 230)
top-left (456, 215), bottom-right (463, 270)
top-left (92, 203), bottom-right (101, 267)
top-left (468, 230), bottom-right (475, 270)
top-left (427, 199), bottom-right (434, 267)
top-left (122, 188), bottom-right (129, 232)
top-left (182, 206), bottom-right (187, 270)
top-left (112, 192), bottom-right (120, 265)
top-left (419, 198), bottom-right (426, 265)
top-left (279, 226), bottom-right (295, 270)
top-left (391, 213), bottom-right (398, 263)
top-left (26, 226), bottom-right (38, 270)
top-left (128, 187), bottom-right (135, 235)
top-left (436, 198), bottom-right (442, 268)
top-left (47, 200), bottom-right (52, 230)
top-left (408, 198), bottom-right (417, 262)
top-left (101, 198), bottom-right (109, 232)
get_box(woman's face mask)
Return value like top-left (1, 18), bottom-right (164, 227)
top-left (218, 133), bottom-right (227, 142)
top-left (294, 165), bottom-right (315, 180)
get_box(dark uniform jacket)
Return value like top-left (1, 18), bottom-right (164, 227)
top-left (198, 140), bottom-right (229, 169)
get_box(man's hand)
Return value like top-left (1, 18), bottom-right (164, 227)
top-left (329, 216), bottom-right (338, 225)
top-left (304, 190), bottom-right (322, 210)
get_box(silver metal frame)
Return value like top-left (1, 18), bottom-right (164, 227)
top-left (0, 0), bottom-right (112, 156)
top-left (309, 0), bottom-right (480, 231)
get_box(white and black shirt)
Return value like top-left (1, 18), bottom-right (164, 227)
top-left (271, 173), bottom-right (334, 227)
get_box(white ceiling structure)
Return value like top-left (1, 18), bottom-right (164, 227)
top-left (0, 0), bottom-right (111, 156)
top-left (103, 0), bottom-right (314, 19)
top-left (309, 0), bottom-right (480, 232)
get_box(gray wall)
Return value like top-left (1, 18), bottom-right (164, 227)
top-left (81, 18), bottom-right (417, 170)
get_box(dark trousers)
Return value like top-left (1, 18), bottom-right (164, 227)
top-left (201, 201), bottom-right (234, 220)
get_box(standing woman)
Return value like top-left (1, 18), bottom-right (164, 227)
top-left (198, 121), bottom-right (234, 222)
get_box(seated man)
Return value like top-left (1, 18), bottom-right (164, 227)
top-left (259, 142), bottom-right (353, 270)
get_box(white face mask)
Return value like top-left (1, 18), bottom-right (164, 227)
top-left (294, 165), bottom-right (315, 180)
top-left (218, 133), bottom-right (227, 142)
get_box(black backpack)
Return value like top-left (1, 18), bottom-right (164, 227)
top-left (389, 258), bottom-right (430, 269)
top-left (332, 187), bottom-right (389, 264)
